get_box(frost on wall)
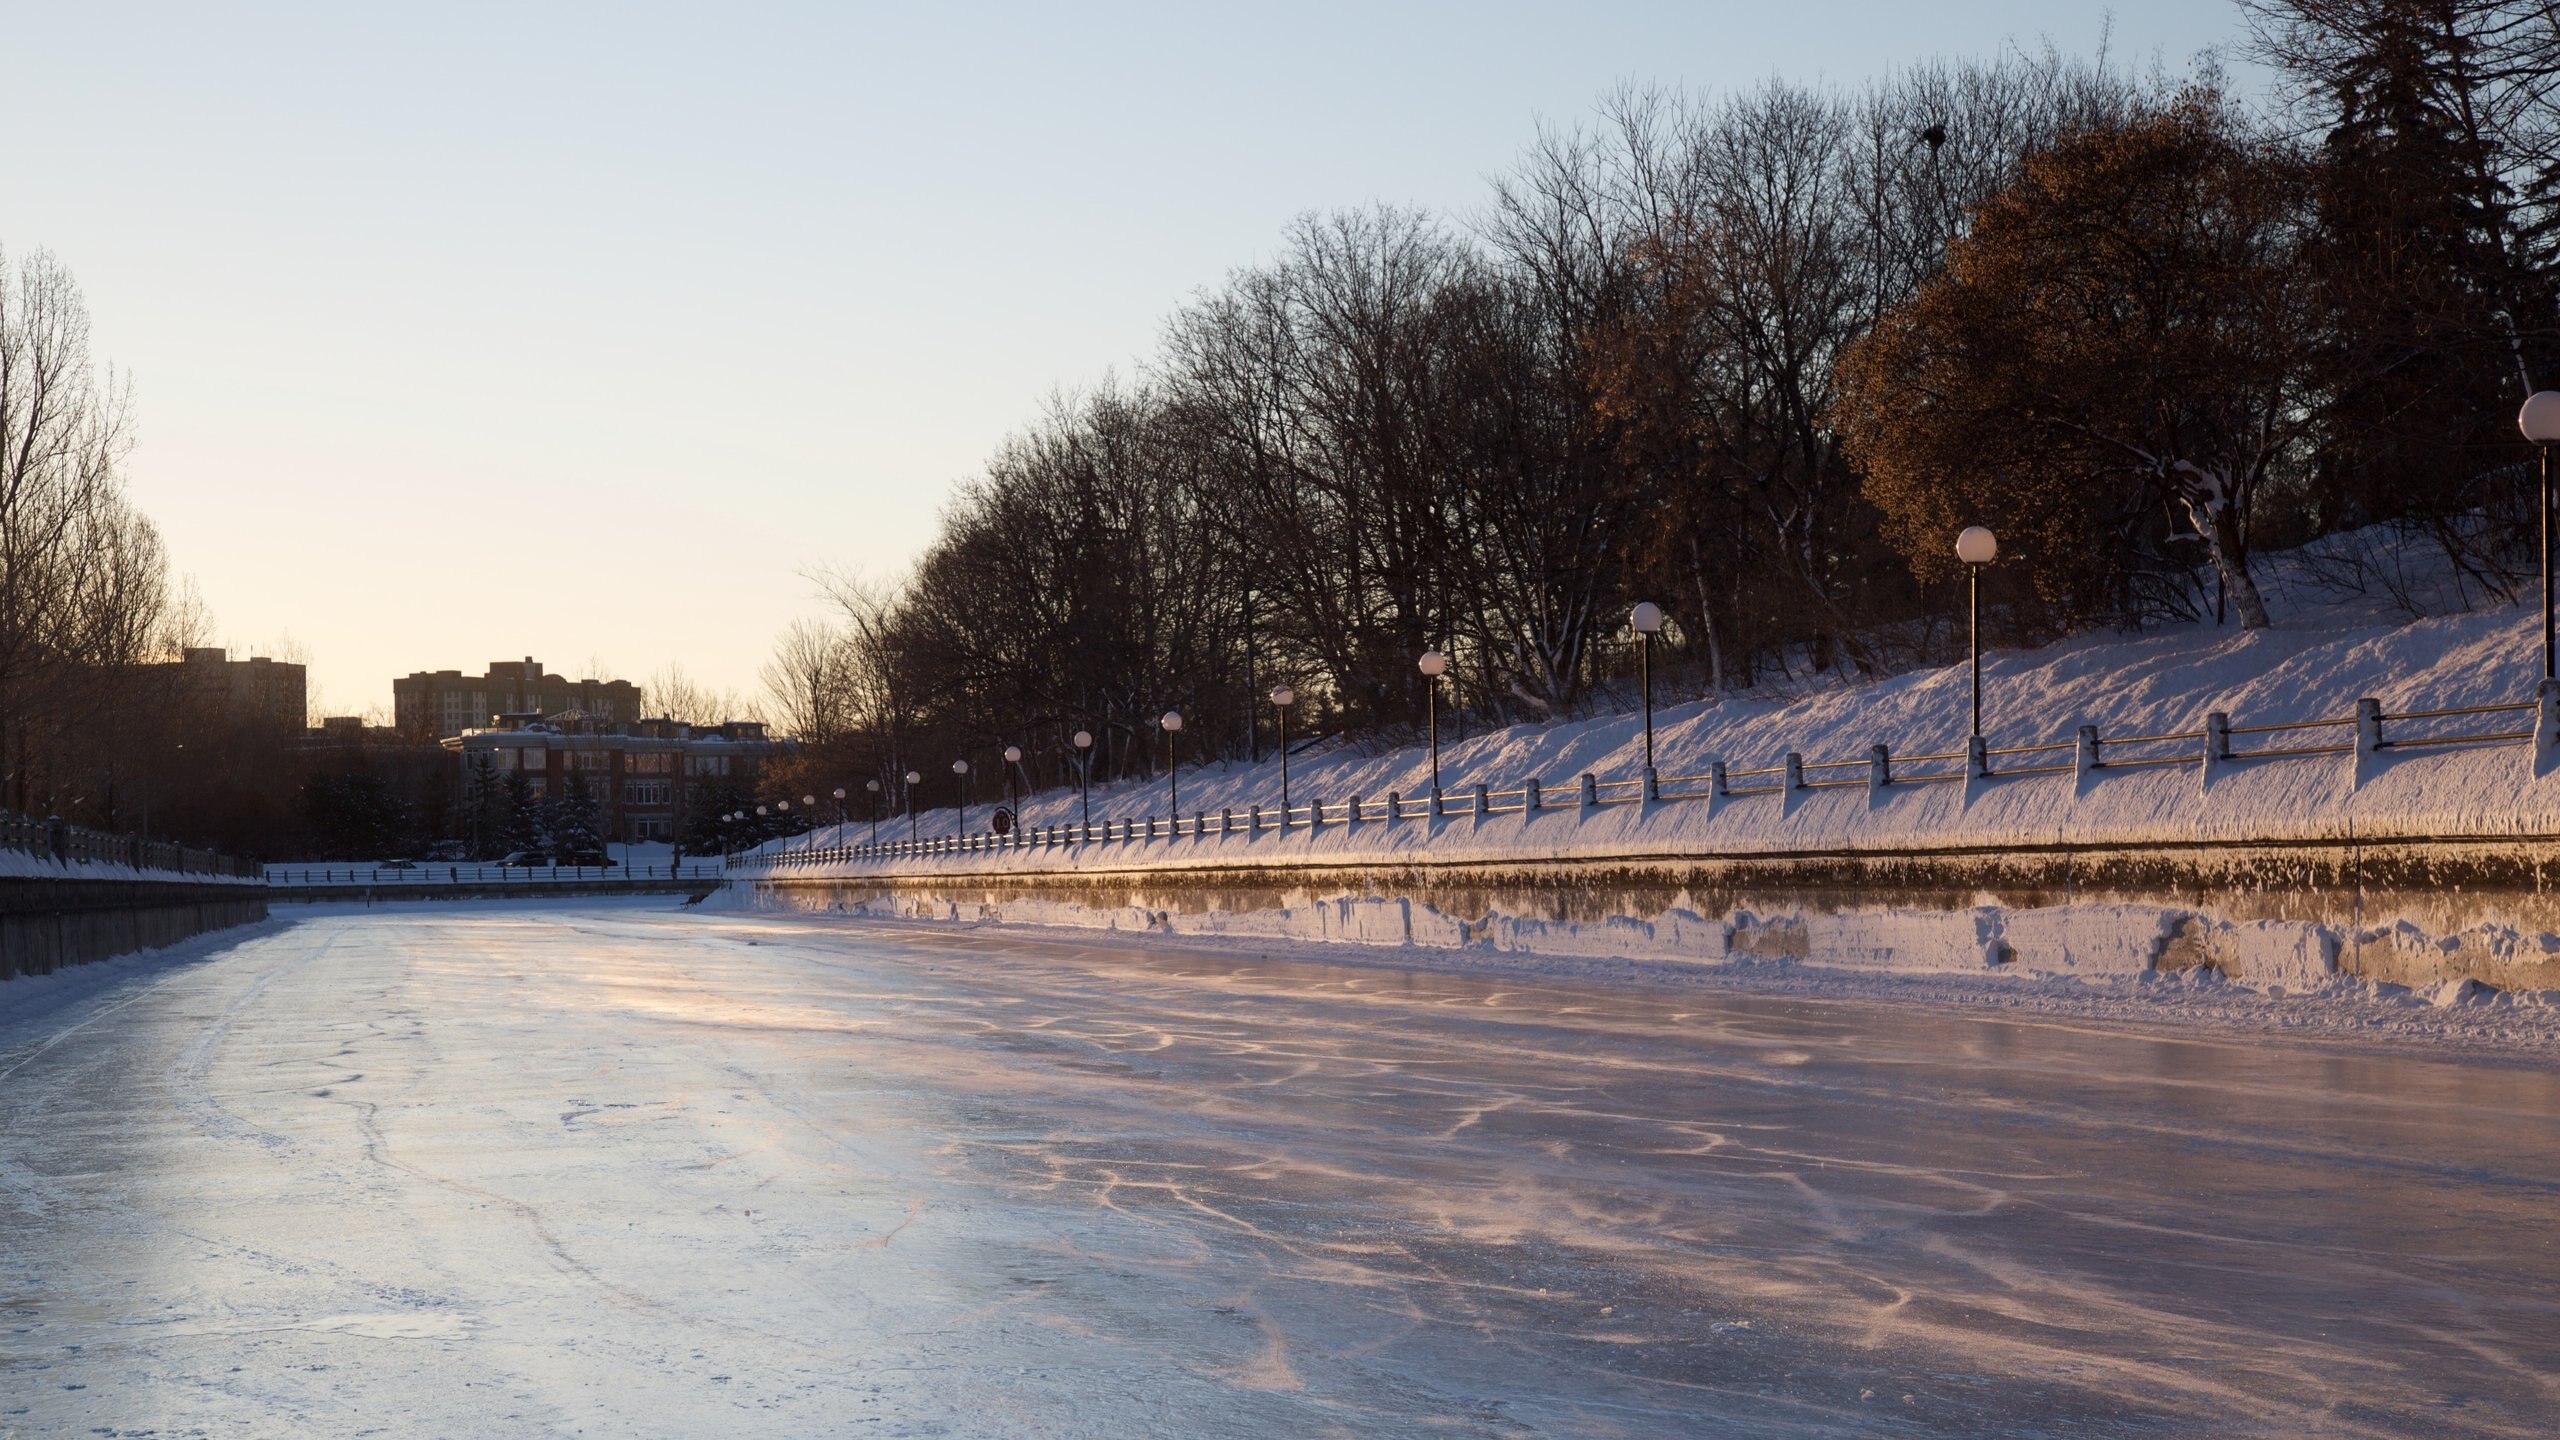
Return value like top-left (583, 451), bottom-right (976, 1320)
top-left (737, 881), bottom-right (2560, 999)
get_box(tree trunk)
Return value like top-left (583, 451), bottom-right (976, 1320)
top-left (2177, 468), bottom-right (2270, 630)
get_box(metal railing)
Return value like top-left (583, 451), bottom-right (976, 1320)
top-left (0, 812), bottom-right (259, 880)
top-left (265, 862), bottom-right (725, 887)
top-left (732, 681), bottom-right (2560, 873)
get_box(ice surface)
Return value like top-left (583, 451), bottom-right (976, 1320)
top-left (6, 901), bottom-right (2560, 1436)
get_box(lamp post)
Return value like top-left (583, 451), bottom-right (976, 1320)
top-left (951, 758), bottom-right (970, 837)
top-left (1417, 650), bottom-right (1448, 799)
top-left (1269, 685), bottom-right (1296, 811)
top-left (1956, 526), bottom-right (1999, 738)
top-left (864, 779), bottom-right (880, 845)
top-left (2520, 393), bottom-right (2560, 678)
top-left (1629, 602), bottom-right (1664, 774)
top-left (1003, 744), bottom-right (1022, 822)
top-left (904, 770), bottom-right (921, 843)
top-left (1160, 711), bottom-right (1183, 814)
top-left (830, 786), bottom-right (846, 829)
top-left (1073, 729), bottom-right (1094, 827)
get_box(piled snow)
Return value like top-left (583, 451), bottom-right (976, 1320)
top-left (0, 847), bottom-right (252, 885)
top-left (763, 577), bottom-right (2560, 874)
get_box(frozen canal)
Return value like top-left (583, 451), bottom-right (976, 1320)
top-left (5, 903), bottom-right (2559, 1437)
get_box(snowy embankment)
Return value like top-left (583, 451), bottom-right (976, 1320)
top-left (741, 552), bottom-right (2560, 1008)
top-left (0, 847), bottom-right (252, 886)
top-left (771, 575), bottom-right (2560, 868)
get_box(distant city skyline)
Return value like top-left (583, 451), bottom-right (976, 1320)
top-left (7, 1), bottom-right (2258, 722)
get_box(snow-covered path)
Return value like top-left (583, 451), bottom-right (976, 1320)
top-left (5, 902), bottom-right (2558, 1437)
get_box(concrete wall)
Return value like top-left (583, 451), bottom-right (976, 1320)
top-left (743, 833), bottom-right (2560, 993)
top-left (0, 879), bottom-right (269, 983)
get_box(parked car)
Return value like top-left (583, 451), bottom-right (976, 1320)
top-left (380, 859), bottom-right (420, 871)
top-left (495, 850), bottom-right (551, 867)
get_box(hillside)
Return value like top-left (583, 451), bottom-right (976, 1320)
top-left (762, 535), bottom-right (2560, 867)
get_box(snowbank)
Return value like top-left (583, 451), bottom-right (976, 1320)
top-left (0, 847), bottom-right (254, 886)
top-left (760, 580), bottom-right (2560, 879)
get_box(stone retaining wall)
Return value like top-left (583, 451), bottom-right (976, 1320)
top-left (0, 879), bottom-right (270, 982)
top-left (742, 834), bottom-right (2560, 993)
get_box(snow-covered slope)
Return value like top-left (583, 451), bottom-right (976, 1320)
top-left (767, 558), bottom-right (2560, 871)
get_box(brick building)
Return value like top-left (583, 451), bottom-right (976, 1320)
top-left (394, 657), bottom-right (642, 738)
top-left (443, 712), bottom-right (787, 843)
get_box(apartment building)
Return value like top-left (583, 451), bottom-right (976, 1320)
top-left (443, 712), bottom-right (786, 842)
top-left (394, 657), bottom-right (641, 738)
top-left (141, 648), bottom-right (307, 730)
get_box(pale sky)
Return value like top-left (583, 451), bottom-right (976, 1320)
top-left (7, 2), bottom-right (2255, 721)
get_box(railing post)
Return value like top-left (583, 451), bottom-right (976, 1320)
top-left (1348, 795), bottom-right (1362, 827)
top-left (1523, 778), bottom-right (1540, 813)
top-left (2540, 678), bottom-right (2560, 777)
top-left (1578, 772), bottom-right (1596, 810)
top-left (1310, 799), bottom-right (1324, 828)
top-left (2354, 697), bottom-right (2382, 787)
top-left (1473, 783), bottom-right (1489, 817)
top-left (1965, 735), bottom-right (1989, 781)
top-left (1706, 760), bottom-right (1728, 817)
top-left (1387, 791), bottom-right (1401, 823)
top-left (1250, 805), bottom-right (1262, 832)
top-left (2204, 711), bottom-right (2231, 787)
top-left (1784, 753), bottom-right (1804, 791)
top-left (1642, 766), bottom-right (1659, 803)
top-left (2075, 724), bottom-right (2099, 784)
top-left (1430, 786), bottom-right (1444, 818)
top-left (1867, 743), bottom-right (1889, 794)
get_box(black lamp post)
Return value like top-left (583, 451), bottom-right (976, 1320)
top-left (1003, 744), bottom-right (1022, 822)
top-left (951, 758), bottom-right (969, 837)
top-left (1417, 650), bottom-right (1447, 799)
top-left (1270, 685), bottom-right (1296, 811)
top-left (904, 769), bottom-right (921, 843)
top-left (2522, 393), bottom-right (2560, 678)
top-left (864, 779), bottom-right (880, 845)
top-left (1160, 711), bottom-right (1183, 814)
top-left (1629, 602), bottom-right (1664, 774)
top-left (1956, 526), bottom-right (1999, 738)
top-left (1073, 729), bottom-right (1094, 828)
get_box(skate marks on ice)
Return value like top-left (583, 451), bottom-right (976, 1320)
top-left (2, 903), bottom-right (2558, 1436)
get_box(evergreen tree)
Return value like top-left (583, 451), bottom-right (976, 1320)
top-left (463, 754), bottom-right (508, 860)
top-left (501, 769), bottom-right (542, 855)
top-left (681, 779), bottom-right (750, 853)
top-left (2249, 0), bottom-right (2560, 582)
top-left (552, 773), bottom-right (606, 862)
top-left (302, 772), bottom-right (412, 860)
